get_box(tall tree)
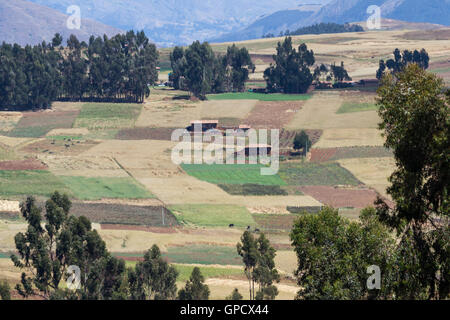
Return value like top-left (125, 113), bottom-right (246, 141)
top-left (375, 64), bottom-right (449, 299)
top-left (293, 130), bottom-right (311, 155)
top-left (177, 267), bottom-right (210, 300)
top-left (264, 37), bottom-right (314, 94)
top-left (128, 245), bottom-right (178, 300)
top-left (237, 231), bottom-right (279, 300)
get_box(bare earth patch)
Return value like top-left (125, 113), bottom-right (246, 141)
top-left (315, 128), bottom-right (385, 148)
top-left (286, 91), bottom-right (380, 130)
top-left (41, 155), bottom-right (128, 177)
top-left (337, 157), bottom-right (396, 200)
top-left (0, 112), bottom-right (22, 132)
top-left (0, 200), bottom-right (20, 212)
top-left (298, 186), bottom-right (378, 208)
top-left (0, 159), bottom-right (48, 170)
top-left (245, 101), bottom-right (304, 129)
top-left (19, 139), bottom-right (99, 156)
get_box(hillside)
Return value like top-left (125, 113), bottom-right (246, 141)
top-left (26, 0), bottom-right (330, 47)
top-left (0, 0), bottom-right (122, 46)
top-left (215, 0), bottom-right (450, 42)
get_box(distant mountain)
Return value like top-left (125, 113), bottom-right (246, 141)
top-left (26, 0), bottom-right (330, 47)
top-left (214, 0), bottom-right (450, 43)
top-left (308, 0), bottom-right (450, 26)
top-left (0, 0), bottom-right (122, 46)
top-left (210, 5), bottom-right (323, 43)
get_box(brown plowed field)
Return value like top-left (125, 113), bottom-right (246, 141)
top-left (245, 101), bottom-right (304, 129)
top-left (116, 127), bottom-right (177, 140)
top-left (0, 159), bottom-right (48, 170)
top-left (298, 185), bottom-right (378, 208)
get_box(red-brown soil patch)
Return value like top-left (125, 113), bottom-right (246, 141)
top-left (245, 101), bottom-right (304, 129)
top-left (298, 186), bottom-right (379, 208)
top-left (116, 127), bottom-right (177, 140)
top-left (253, 214), bottom-right (297, 232)
top-left (100, 224), bottom-right (177, 233)
top-left (0, 159), bottom-right (48, 170)
top-left (310, 148), bottom-right (337, 162)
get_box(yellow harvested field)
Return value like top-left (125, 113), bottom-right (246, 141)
top-left (285, 91), bottom-right (380, 130)
top-left (136, 96), bottom-right (256, 128)
top-left (46, 128), bottom-right (90, 137)
top-left (40, 155), bottom-right (128, 177)
top-left (98, 227), bottom-right (244, 252)
top-left (136, 99), bottom-right (202, 128)
top-left (337, 157), bottom-right (396, 199)
top-left (314, 128), bottom-right (385, 148)
top-left (0, 112), bottom-right (22, 132)
top-left (138, 174), bottom-right (322, 208)
top-left (205, 278), bottom-right (297, 300)
top-left (137, 175), bottom-right (233, 204)
top-left (199, 99), bottom-right (257, 119)
top-left (0, 135), bottom-right (33, 148)
top-left (0, 200), bottom-right (20, 212)
top-left (275, 250), bottom-right (297, 276)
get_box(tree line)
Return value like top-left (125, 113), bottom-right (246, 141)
top-left (263, 23), bottom-right (364, 38)
top-left (376, 48), bottom-right (429, 79)
top-left (169, 42), bottom-right (254, 99)
top-left (0, 30), bottom-right (158, 110)
top-left (2, 191), bottom-right (279, 300)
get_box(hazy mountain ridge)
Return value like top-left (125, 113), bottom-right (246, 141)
top-left (0, 0), bottom-right (123, 46)
top-left (27, 0), bottom-right (322, 46)
top-left (214, 0), bottom-right (450, 43)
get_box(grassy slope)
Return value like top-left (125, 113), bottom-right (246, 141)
top-left (60, 176), bottom-right (154, 200)
top-left (0, 170), bottom-right (72, 198)
top-left (279, 162), bottom-right (361, 186)
top-left (181, 164), bottom-right (286, 186)
top-left (336, 102), bottom-right (378, 114)
top-left (74, 103), bottom-right (142, 129)
top-left (169, 204), bottom-right (255, 228)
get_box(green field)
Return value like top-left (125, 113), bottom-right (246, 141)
top-left (336, 102), bottom-right (378, 114)
top-left (181, 164), bottom-right (286, 185)
top-left (8, 126), bottom-right (56, 138)
top-left (124, 261), bottom-right (242, 282)
top-left (74, 103), bottom-right (142, 129)
top-left (279, 162), bottom-right (360, 186)
top-left (165, 244), bottom-right (242, 266)
top-left (60, 176), bottom-right (154, 200)
top-left (207, 92), bottom-right (312, 101)
top-left (218, 183), bottom-right (288, 196)
top-left (0, 170), bottom-right (72, 198)
top-left (169, 204), bottom-right (255, 228)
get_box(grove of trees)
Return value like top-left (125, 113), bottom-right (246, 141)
top-left (237, 231), bottom-right (280, 300)
top-left (0, 31), bottom-right (158, 110)
top-left (169, 42), bottom-right (254, 99)
top-left (264, 37), bottom-right (315, 94)
top-left (376, 48), bottom-right (429, 79)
